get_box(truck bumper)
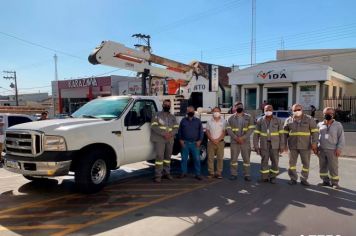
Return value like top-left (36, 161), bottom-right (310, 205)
top-left (3, 151), bottom-right (75, 177)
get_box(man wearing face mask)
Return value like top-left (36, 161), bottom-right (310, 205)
top-left (151, 99), bottom-right (179, 183)
top-left (253, 105), bottom-right (285, 184)
top-left (283, 104), bottom-right (319, 186)
top-left (226, 102), bottom-right (255, 181)
top-left (206, 107), bottom-right (227, 179)
top-left (178, 106), bottom-right (204, 180)
top-left (317, 107), bottom-right (345, 189)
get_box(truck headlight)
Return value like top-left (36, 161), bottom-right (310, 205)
top-left (44, 135), bottom-right (67, 151)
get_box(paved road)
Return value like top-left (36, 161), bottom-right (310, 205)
top-left (0, 150), bottom-right (355, 236)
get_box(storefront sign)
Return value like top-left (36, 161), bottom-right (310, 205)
top-left (257, 70), bottom-right (288, 81)
top-left (58, 76), bottom-right (111, 89)
top-left (210, 65), bottom-right (219, 92)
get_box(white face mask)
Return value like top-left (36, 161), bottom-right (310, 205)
top-left (213, 112), bottom-right (221, 118)
top-left (265, 111), bottom-right (273, 116)
top-left (293, 111), bottom-right (302, 117)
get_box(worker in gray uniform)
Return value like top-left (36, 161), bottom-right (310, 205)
top-left (151, 99), bottom-right (179, 183)
top-left (283, 104), bottom-right (319, 186)
top-left (317, 107), bottom-right (345, 189)
top-left (253, 105), bottom-right (285, 184)
top-left (226, 102), bottom-right (255, 181)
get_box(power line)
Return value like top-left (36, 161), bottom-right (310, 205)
top-left (0, 31), bottom-right (86, 61)
top-left (151, 0), bottom-right (247, 35)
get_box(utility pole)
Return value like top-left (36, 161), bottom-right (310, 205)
top-left (132, 33), bottom-right (151, 95)
top-left (54, 54), bottom-right (58, 81)
top-left (250, 0), bottom-right (256, 66)
top-left (3, 71), bottom-right (19, 106)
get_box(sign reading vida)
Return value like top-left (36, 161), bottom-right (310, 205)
top-left (257, 70), bottom-right (288, 80)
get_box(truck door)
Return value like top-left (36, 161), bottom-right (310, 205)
top-left (122, 99), bottom-right (157, 163)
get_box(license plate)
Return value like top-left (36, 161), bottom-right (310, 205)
top-left (6, 160), bottom-right (20, 169)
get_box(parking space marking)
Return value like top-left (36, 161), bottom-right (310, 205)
top-left (0, 178), bottom-right (219, 236)
top-left (0, 194), bottom-right (80, 215)
top-left (52, 181), bottom-right (218, 236)
top-left (0, 224), bottom-right (76, 231)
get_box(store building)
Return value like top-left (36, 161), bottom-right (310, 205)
top-left (228, 61), bottom-right (354, 111)
top-left (52, 75), bottom-right (141, 114)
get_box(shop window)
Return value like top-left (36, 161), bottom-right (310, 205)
top-left (244, 88), bottom-right (257, 110)
top-left (299, 85), bottom-right (317, 109)
top-left (324, 85), bottom-right (329, 98)
top-left (332, 86), bottom-right (337, 98)
top-left (267, 87), bottom-right (289, 110)
top-left (339, 87), bottom-right (343, 98)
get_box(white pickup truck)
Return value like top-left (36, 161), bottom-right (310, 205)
top-left (3, 95), bottom-right (219, 193)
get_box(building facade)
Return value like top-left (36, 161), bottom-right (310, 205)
top-left (228, 61), bottom-right (354, 111)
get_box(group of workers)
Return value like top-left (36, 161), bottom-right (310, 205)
top-left (151, 99), bottom-right (345, 189)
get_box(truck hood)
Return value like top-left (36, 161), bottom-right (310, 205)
top-left (7, 118), bottom-right (110, 133)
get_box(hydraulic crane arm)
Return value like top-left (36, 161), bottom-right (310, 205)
top-left (88, 41), bottom-right (195, 81)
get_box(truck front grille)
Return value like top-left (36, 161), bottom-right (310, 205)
top-left (5, 131), bottom-right (43, 157)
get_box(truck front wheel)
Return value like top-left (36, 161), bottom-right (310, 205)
top-left (75, 150), bottom-right (110, 193)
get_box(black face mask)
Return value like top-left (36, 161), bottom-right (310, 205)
top-left (236, 107), bottom-right (243, 113)
top-left (324, 114), bottom-right (333, 120)
top-left (187, 112), bottom-right (195, 117)
top-left (163, 106), bottom-right (170, 112)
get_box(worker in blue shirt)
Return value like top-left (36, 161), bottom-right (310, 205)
top-left (178, 106), bottom-right (204, 180)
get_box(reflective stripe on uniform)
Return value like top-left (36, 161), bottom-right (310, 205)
top-left (330, 175), bottom-right (340, 180)
top-left (255, 131), bottom-right (279, 137)
top-left (279, 130), bottom-right (289, 134)
top-left (248, 125), bottom-right (255, 129)
top-left (163, 160), bottom-right (171, 164)
top-left (159, 126), bottom-right (167, 130)
top-left (155, 161), bottom-right (163, 165)
top-left (243, 163), bottom-right (250, 167)
top-left (289, 132), bottom-right (311, 136)
top-left (168, 128), bottom-right (173, 131)
top-left (231, 162), bottom-right (238, 166)
top-left (310, 128), bottom-right (319, 133)
top-left (254, 130), bottom-right (261, 134)
top-left (302, 167), bottom-right (309, 172)
top-left (226, 126), bottom-right (232, 129)
top-left (242, 128), bottom-right (248, 131)
top-left (260, 170), bottom-right (270, 174)
top-left (320, 172), bottom-right (329, 177)
top-left (151, 122), bottom-right (159, 126)
top-left (232, 128), bottom-right (239, 132)
top-left (289, 166), bottom-right (297, 170)
top-left (173, 125), bottom-right (179, 128)
top-left (269, 169), bottom-right (279, 174)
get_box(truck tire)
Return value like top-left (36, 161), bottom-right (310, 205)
top-left (23, 175), bottom-right (48, 181)
top-left (75, 150), bottom-right (110, 193)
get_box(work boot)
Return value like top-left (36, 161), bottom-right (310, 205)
top-left (331, 183), bottom-right (340, 190)
top-left (178, 173), bottom-right (187, 179)
top-left (258, 178), bottom-right (269, 183)
top-left (164, 174), bottom-right (173, 180)
top-left (244, 176), bottom-right (252, 182)
top-left (207, 174), bottom-right (215, 179)
top-left (229, 175), bottom-right (237, 181)
top-left (300, 179), bottom-right (311, 186)
top-left (270, 178), bottom-right (277, 184)
top-left (195, 175), bottom-right (203, 181)
top-left (154, 177), bottom-right (161, 183)
top-left (288, 179), bottom-right (297, 185)
top-left (318, 180), bottom-right (331, 187)
top-left (215, 173), bottom-right (223, 179)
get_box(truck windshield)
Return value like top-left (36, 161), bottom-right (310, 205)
top-left (72, 97), bottom-right (131, 119)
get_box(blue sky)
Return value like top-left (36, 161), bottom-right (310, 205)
top-left (0, 0), bottom-right (355, 95)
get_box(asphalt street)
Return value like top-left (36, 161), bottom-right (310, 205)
top-left (0, 149), bottom-right (355, 236)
